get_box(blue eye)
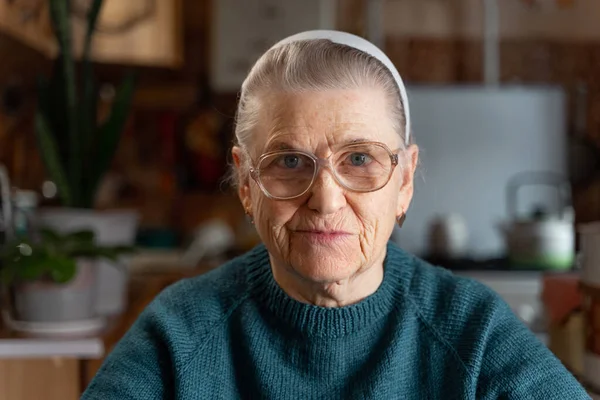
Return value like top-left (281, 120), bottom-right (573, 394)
top-left (264, 153), bottom-right (312, 171)
top-left (349, 153), bottom-right (369, 166)
top-left (283, 155), bottom-right (300, 168)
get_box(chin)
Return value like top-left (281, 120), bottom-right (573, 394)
top-left (288, 243), bottom-right (363, 284)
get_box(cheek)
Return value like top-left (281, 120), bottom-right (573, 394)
top-left (349, 186), bottom-right (398, 234)
top-left (251, 186), bottom-right (297, 231)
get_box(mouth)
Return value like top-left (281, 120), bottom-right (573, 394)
top-left (295, 230), bottom-right (350, 235)
top-left (293, 230), bottom-right (353, 243)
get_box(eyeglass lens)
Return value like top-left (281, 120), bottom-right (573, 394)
top-left (257, 143), bottom-right (395, 199)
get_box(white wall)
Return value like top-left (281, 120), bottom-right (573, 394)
top-left (394, 85), bottom-right (567, 258)
top-left (384, 0), bottom-right (600, 39)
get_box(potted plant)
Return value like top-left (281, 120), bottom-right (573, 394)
top-left (34, 0), bottom-right (138, 316)
top-left (0, 228), bottom-right (135, 323)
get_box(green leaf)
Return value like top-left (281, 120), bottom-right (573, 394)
top-left (65, 230), bottom-right (95, 244)
top-left (80, 0), bottom-right (104, 207)
top-left (15, 252), bottom-right (47, 282)
top-left (18, 264), bottom-right (45, 281)
top-left (34, 111), bottom-right (73, 206)
top-left (67, 243), bottom-right (107, 259)
top-left (82, 0), bottom-right (103, 61)
top-left (61, 231), bottom-right (97, 257)
top-left (48, 257), bottom-right (77, 284)
top-left (40, 228), bottom-right (62, 244)
top-left (88, 73), bottom-right (136, 203)
top-left (95, 248), bottom-right (122, 262)
top-left (38, 60), bottom-right (70, 163)
top-left (103, 246), bottom-right (136, 261)
top-left (80, 79), bottom-right (99, 208)
top-left (49, 0), bottom-right (80, 205)
top-left (0, 224), bottom-right (132, 285)
top-left (67, 243), bottom-right (135, 261)
top-left (36, 75), bottom-right (52, 126)
top-left (97, 250), bottom-right (119, 262)
top-left (0, 267), bottom-right (16, 286)
top-left (48, 0), bottom-right (72, 54)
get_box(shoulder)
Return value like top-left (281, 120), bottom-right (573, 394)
top-left (138, 247), bottom-right (259, 344)
top-left (404, 253), bottom-right (504, 324)
top-left (387, 243), bottom-right (515, 371)
top-left (153, 246), bottom-right (258, 315)
top-left (83, 247), bottom-right (263, 393)
top-left (387, 242), bottom-right (502, 318)
top-left (388, 244), bottom-right (588, 397)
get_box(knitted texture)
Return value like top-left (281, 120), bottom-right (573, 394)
top-left (82, 242), bottom-right (589, 399)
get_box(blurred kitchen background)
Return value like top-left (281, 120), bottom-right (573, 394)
top-left (2, 0), bottom-right (600, 398)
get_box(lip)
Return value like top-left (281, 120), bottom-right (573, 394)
top-left (293, 230), bottom-right (353, 243)
top-left (295, 230), bottom-right (351, 235)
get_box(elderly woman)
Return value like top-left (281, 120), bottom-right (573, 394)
top-left (82, 31), bottom-right (587, 399)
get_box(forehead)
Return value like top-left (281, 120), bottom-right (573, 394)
top-left (253, 88), bottom-right (399, 155)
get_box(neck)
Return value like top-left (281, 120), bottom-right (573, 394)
top-left (269, 252), bottom-right (386, 308)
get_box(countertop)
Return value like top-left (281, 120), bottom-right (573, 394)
top-left (0, 266), bottom-right (210, 361)
top-left (0, 312), bottom-right (104, 359)
top-left (0, 336), bottom-right (103, 359)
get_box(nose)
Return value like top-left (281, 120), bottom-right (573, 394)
top-left (307, 167), bottom-right (346, 215)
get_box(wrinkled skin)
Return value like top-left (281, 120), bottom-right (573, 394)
top-left (233, 88), bottom-right (419, 307)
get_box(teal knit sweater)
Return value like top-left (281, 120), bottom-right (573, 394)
top-left (82, 242), bottom-right (588, 399)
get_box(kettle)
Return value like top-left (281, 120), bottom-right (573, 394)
top-left (499, 171), bottom-right (575, 270)
top-left (427, 213), bottom-right (469, 259)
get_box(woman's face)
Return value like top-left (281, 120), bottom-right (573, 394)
top-left (233, 88), bottom-right (418, 284)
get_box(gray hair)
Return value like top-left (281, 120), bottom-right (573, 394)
top-left (231, 39), bottom-right (411, 187)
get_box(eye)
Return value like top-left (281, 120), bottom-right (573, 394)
top-left (279, 154), bottom-right (301, 169)
top-left (348, 152), bottom-right (371, 166)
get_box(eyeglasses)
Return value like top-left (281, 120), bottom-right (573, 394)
top-left (249, 141), bottom-right (400, 200)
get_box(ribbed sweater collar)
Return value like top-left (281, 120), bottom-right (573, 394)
top-left (246, 242), bottom-right (415, 338)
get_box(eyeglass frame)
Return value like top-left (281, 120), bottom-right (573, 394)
top-left (248, 141), bottom-right (401, 200)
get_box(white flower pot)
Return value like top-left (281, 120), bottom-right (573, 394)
top-left (12, 260), bottom-right (97, 322)
top-left (36, 208), bottom-right (139, 316)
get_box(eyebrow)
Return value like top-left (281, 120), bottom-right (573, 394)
top-left (267, 141), bottom-right (296, 151)
top-left (264, 137), bottom-right (373, 153)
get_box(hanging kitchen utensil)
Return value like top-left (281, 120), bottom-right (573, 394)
top-left (500, 171), bottom-right (575, 270)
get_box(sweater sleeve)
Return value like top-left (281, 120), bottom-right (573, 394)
top-left (475, 296), bottom-right (589, 399)
top-left (81, 294), bottom-right (178, 399)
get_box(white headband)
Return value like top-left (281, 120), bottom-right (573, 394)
top-left (271, 30), bottom-right (411, 145)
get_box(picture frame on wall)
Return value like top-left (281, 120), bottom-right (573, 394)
top-left (210, 0), bottom-right (337, 92)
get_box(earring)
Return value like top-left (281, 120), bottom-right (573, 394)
top-left (396, 210), bottom-right (406, 227)
top-left (245, 208), bottom-right (254, 225)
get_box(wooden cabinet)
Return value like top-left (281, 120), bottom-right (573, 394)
top-left (0, 358), bottom-right (80, 400)
top-left (0, 0), bottom-right (183, 68)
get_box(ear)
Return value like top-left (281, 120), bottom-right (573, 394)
top-left (397, 144), bottom-right (419, 217)
top-left (232, 146), bottom-right (253, 212)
